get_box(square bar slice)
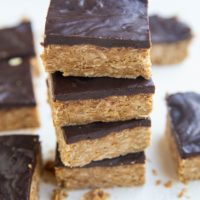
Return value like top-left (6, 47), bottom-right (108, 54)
top-left (57, 119), bottom-right (151, 167)
top-left (0, 135), bottom-right (41, 200)
top-left (0, 21), bottom-right (40, 75)
top-left (150, 15), bottom-right (192, 65)
top-left (166, 92), bottom-right (200, 182)
top-left (0, 58), bottom-right (40, 131)
top-left (55, 148), bottom-right (145, 189)
top-left (48, 73), bottom-right (155, 126)
top-left (42, 0), bottom-right (151, 79)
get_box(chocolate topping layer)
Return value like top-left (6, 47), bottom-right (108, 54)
top-left (167, 92), bottom-right (200, 159)
top-left (50, 72), bottom-right (155, 101)
top-left (0, 135), bottom-right (40, 200)
top-left (0, 59), bottom-right (36, 108)
top-left (0, 22), bottom-right (35, 60)
top-left (150, 15), bottom-right (192, 44)
top-left (44, 0), bottom-right (150, 48)
top-left (62, 119), bottom-right (151, 144)
top-left (55, 147), bottom-right (145, 168)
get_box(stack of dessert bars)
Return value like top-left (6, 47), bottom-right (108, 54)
top-left (42, 0), bottom-right (155, 189)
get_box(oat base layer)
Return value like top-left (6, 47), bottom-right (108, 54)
top-left (0, 107), bottom-right (40, 131)
top-left (42, 44), bottom-right (151, 79)
top-left (151, 39), bottom-right (191, 65)
top-left (55, 164), bottom-right (145, 189)
top-left (49, 93), bottom-right (153, 126)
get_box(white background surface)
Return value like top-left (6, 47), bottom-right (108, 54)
top-left (0, 0), bottom-right (200, 199)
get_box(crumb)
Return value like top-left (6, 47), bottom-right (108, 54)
top-left (82, 189), bottom-right (110, 200)
top-left (152, 169), bottom-right (158, 176)
top-left (22, 16), bottom-right (29, 22)
top-left (28, 164), bottom-right (32, 169)
top-left (155, 180), bottom-right (161, 186)
top-left (164, 181), bottom-right (173, 188)
top-left (42, 160), bottom-right (56, 184)
top-left (178, 188), bottom-right (187, 198)
top-left (183, 180), bottom-right (189, 185)
top-left (51, 188), bottom-right (68, 200)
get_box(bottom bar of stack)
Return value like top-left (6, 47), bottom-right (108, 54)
top-left (55, 147), bottom-right (145, 189)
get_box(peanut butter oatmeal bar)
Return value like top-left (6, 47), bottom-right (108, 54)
top-left (57, 119), bottom-right (151, 167)
top-left (55, 148), bottom-right (145, 189)
top-left (166, 92), bottom-right (200, 182)
top-left (48, 73), bottom-right (155, 126)
top-left (150, 15), bottom-right (192, 65)
top-left (0, 135), bottom-right (41, 200)
top-left (0, 21), bottom-right (40, 75)
top-left (42, 0), bottom-right (151, 79)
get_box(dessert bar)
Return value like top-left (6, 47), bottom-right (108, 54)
top-left (57, 119), bottom-right (151, 167)
top-left (0, 135), bottom-right (41, 200)
top-left (48, 73), bottom-right (155, 126)
top-left (150, 15), bottom-right (192, 65)
top-left (166, 92), bottom-right (200, 182)
top-left (43, 0), bottom-right (151, 79)
top-left (0, 21), bottom-right (40, 75)
top-left (55, 148), bottom-right (145, 189)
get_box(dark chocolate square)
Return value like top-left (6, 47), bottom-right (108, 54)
top-left (45, 0), bottom-right (150, 48)
top-left (0, 58), bottom-right (36, 108)
top-left (0, 135), bottom-right (40, 200)
top-left (167, 92), bottom-right (200, 158)
top-left (50, 72), bottom-right (155, 101)
top-left (0, 22), bottom-right (35, 61)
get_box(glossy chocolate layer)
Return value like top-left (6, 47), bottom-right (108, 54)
top-left (0, 59), bottom-right (36, 108)
top-left (55, 147), bottom-right (145, 168)
top-left (50, 72), bottom-right (155, 101)
top-left (167, 92), bottom-right (200, 158)
top-left (0, 135), bottom-right (40, 200)
top-left (150, 15), bottom-right (192, 44)
top-left (44, 0), bottom-right (150, 48)
top-left (0, 22), bottom-right (35, 60)
top-left (62, 119), bottom-right (151, 144)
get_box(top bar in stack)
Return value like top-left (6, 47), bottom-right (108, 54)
top-left (43, 0), bottom-right (151, 79)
